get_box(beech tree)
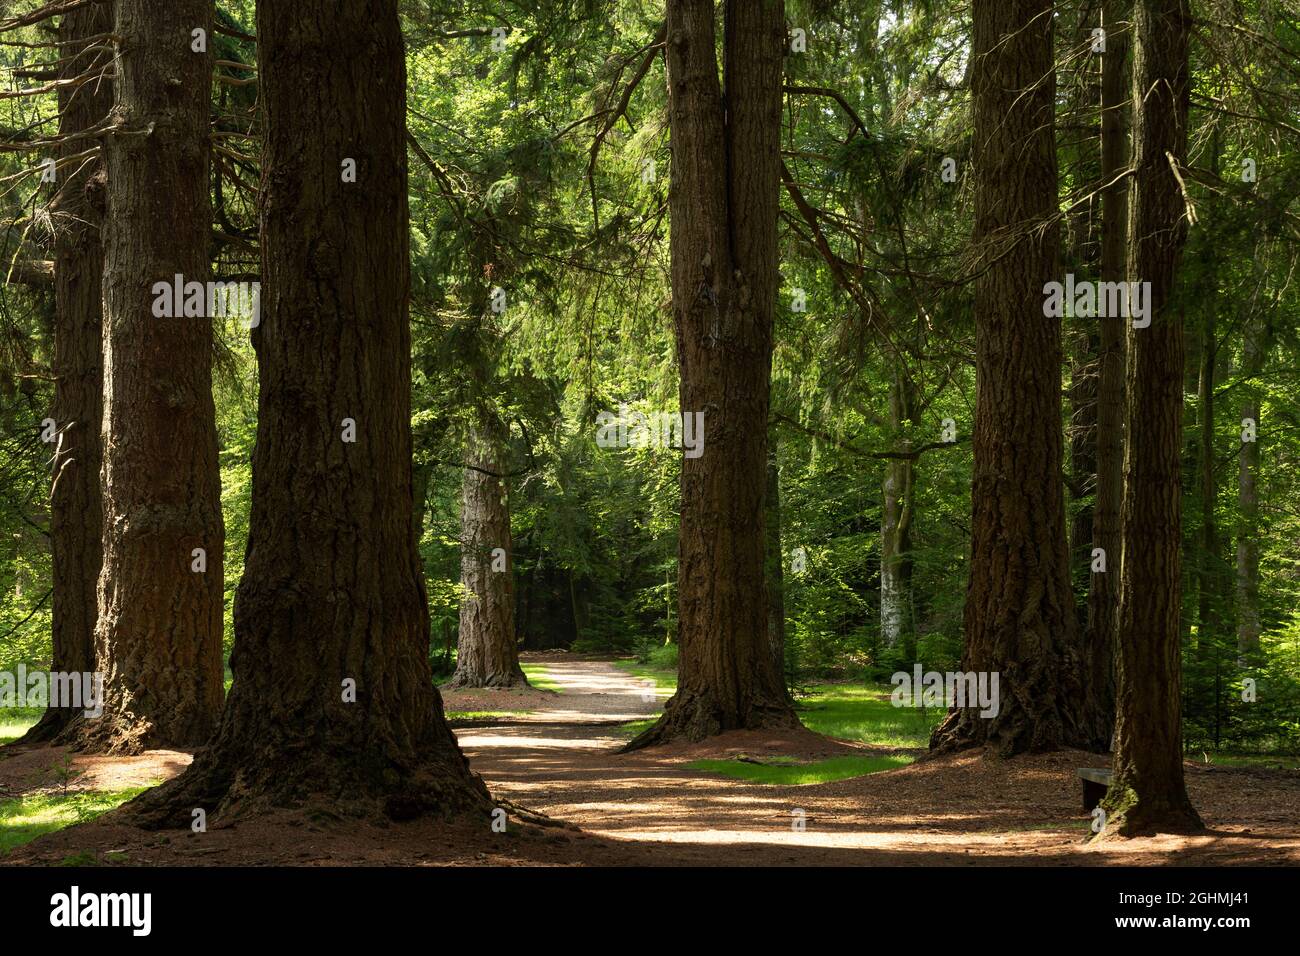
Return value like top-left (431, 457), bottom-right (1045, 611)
top-left (1099, 0), bottom-right (1203, 836)
top-left (448, 413), bottom-right (528, 688)
top-left (880, 371), bottom-right (916, 653)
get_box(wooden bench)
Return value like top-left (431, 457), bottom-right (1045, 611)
top-left (1077, 768), bottom-right (1112, 812)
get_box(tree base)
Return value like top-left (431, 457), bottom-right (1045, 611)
top-left (63, 712), bottom-right (167, 757)
top-left (443, 667), bottom-right (531, 690)
top-left (1094, 784), bottom-right (1205, 839)
top-left (125, 736), bottom-right (493, 830)
top-left (928, 698), bottom-right (1095, 757)
top-left (621, 687), bottom-right (800, 752)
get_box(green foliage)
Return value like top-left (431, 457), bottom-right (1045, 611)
top-left (686, 754), bottom-right (913, 786)
top-left (518, 663), bottom-right (560, 692)
top-left (797, 684), bottom-right (942, 749)
top-left (613, 657), bottom-right (677, 695)
top-left (0, 786), bottom-right (155, 855)
top-left (0, 706), bottom-right (40, 745)
top-left (0, 0), bottom-right (1297, 767)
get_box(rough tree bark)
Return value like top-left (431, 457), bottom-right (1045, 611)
top-left (17, 1), bottom-right (112, 745)
top-left (129, 0), bottom-right (489, 824)
top-left (626, 0), bottom-right (798, 748)
top-left (72, 0), bottom-right (224, 754)
top-left (1098, 0), bottom-right (1203, 836)
top-left (764, 438), bottom-right (789, 696)
top-left (1084, 0), bottom-right (1130, 747)
top-left (929, 0), bottom-right (1090, 755)
top-left (447, 415), bottom-right (527, 688)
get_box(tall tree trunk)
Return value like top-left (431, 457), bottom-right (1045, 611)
top-left (764, 438), bottom-right (789, 697)
top-left (881, 371), bottom-right (915, 653)
top-left (1196, 308), bottom-right (1228, 649)
top-left (1066, 4), bottom-right (1101, 629)
top-left (1236, 318), bottom-right (1265, 659)
top-left (447, 416), bottom-right (527, 688)
top-left (1099, 0), bottom-right (1202, 836)
top-left (1181, 135), bottom-right (1227, 655)
top-left (1069, 328), bottom-right (1099, 613)
top-left (1085, 0), bottom-right (1131, 748)
top-left (930, 0), bottom-right (1089, 755)
top-left (626, 0), bottom-right (797, 749)
top-left (18, 2), bottom-right (112, 745)
top-left (130, 0), bottom-right (489, 824)
top-left (73, 0), bottom-right (224, 754)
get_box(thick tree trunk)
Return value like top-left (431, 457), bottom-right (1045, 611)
top-left (930, 0), bottom-right (1089, 756)
top-left (626, 0), bottom-right (797, 749)
top-left (129, 0), bottom-right (489, 824)
top-left (881, 372), bottom-right (915, 653)
top-left (1098, 0), bottom-right (1202, 836)
top-left (17, 2), bottom-right (112, 745)
top-left (72, 0), bottom-right (225, 754)
top-left (447, 417), bottom-right (527, 688)
top-left (764, 439), bottom-right (788, 696)
top-left (1084, 0), bottom-right (1131, 749)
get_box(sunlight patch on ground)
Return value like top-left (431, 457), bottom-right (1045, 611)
top-left (454, 733), bottom-right (615, 749)
top-left (586, 827), bottom-right (1079, 850)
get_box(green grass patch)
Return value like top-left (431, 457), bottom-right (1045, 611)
top-left (616, 717), bottom-right (658, 738)
top-left (603, 672), bottom-right (937, 747)
top-left (0, 707), bottom-right (42, 746)
top-left (444, 710), bottom-right (527, 722)
top-left (797, 683), bottom-right (942, 748)
top-left (519, 664), bottom-right (562, 693)
top-left (687, 754), bottom-right (912, 785)
top-left (1192, 753), bottom-right (1300, 770)
top-left (0, 785), bottom-right (155, 855)
top-left (613, 659), bottom-right (677, 697)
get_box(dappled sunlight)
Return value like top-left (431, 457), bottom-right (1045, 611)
top-left (457, 733), bottom-right (615, 749)
top-left (448, 659), bottom-right (1300, 865)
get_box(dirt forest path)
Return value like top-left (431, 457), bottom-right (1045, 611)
top-left (443, 654), bottom-right (1300, 866)
top-left (447, 655), bottom-right (662, 751)
top-left (6, 653), bottom-right (1299, 866)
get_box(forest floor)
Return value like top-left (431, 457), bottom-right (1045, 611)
top-left (3, 652), bottom-right (1299, 866)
